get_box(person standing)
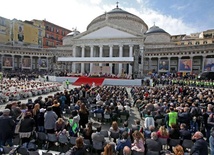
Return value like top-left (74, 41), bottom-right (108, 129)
top-left (0, 109), bottom-right (16, 146)
top-left (44, 106), bottom-right (58, 134)
top-left (66, 79), bottom-right (70, 89)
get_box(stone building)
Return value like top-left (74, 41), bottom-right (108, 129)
top-left (0, 6), bottom-right (214, 75)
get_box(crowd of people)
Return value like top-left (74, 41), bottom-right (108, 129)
top-left (0, 79), bottom-right (61, 103)
top-left (0, 78), bottom-right (214, 155)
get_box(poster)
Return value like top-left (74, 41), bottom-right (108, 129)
top-left (22, 58), bottom-right (31, 69)
top-left (158, 60), bottom-right (169, 72)
top-left (38, 59), bottom-right (47, 68)
top-left (3, 57), bottom-right (12, 68)
top-left (179, 59), bottom-right (192, 72)
top-left (204, 58), bottom-right (214, 71)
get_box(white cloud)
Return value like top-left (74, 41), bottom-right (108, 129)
top-left (0, 0), bottom-right (199, 35)
top-left (136, 0), bottom-right (142, 4)
top-left (90, 0), bottom-right (102, 5)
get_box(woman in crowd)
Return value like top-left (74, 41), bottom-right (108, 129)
top-left (32, 103), bottom-right (40, 131)
top-left (52, 99), bottom-right (61, 118)
top-left (44, 106), bottom-right (58, 134)
top-left (172, 145), bottom-right (184, 155)
top-left (131, 130), bottom-right (145, 153)
top-left (82, 122), bottom-right (93, 144)
top-left (19, 111), bottom-right (35, 144)
top-left (109, 121), bottom-right (120, 142)
top-left (79, 103), bottom-right (89, 128)
top-left (55, 118), bottom-right (66, 136)
top-left (101, 143), bottom-right (113, 155)
top-left (157, 126), bottom-right (169, 139)
top-left (65, 136), bottom-right (85, 155)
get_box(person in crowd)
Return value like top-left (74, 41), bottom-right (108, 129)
top-left (144, 125), bottom-right (155, 139)
top-left (123, 146), bottom-right (132, 155)
top-left (109, 121), bottom-right (120, 142)
top-left (0, 109), bottom-right (16, 146)
top-left (190, 131), bottom-right (208, 155)
top-left (32, 103), bottom-right (40, 131)
top-left (101, 143), bottom-right (113, 155)
top-left (209, 127), bottom-right (214, 155)
top-left (119, 121), bottom-right (130, 135)
top-left (116, 131), bottom-right (132, 153)
top-left (19, 111), bottom-right (35, 144)
top-left (166, 107), bottom-right (178, 129)
top-left (59, 92), bottom-right (67, 112)
top-left (157, 126), bottom-right (169, 139)
top-left (179, 123), bottom-right (191, 141)
top-left (173, 145), bottom-right (184, 155)
top-left (37, 108), bottom-right (45, 132)
top-left (65, 136), bottom-right (86, 155)
top-left (190, 116), bottom-right (199, 134)
top-left (146, 132), bottom-right (162, 153)
top-left (131, 130), bottom-right (145, 153)
top-left (144, 110), bottom-right (155, 130)
top-left (44, 106), bottom-right (58, 134)
top-left (82, 122), bottom-right (93, 144)
top-left (55, 118), bottom-right (66, 136)
top-left (91, 125), bottom-right (106, 153)
top-left (169, 124), bottom-right (180, 139)
top-left (79, 103), bottom-right (89, 128)
top-left (52, 99), bottom-right (61, 118)
top-left (69, 110), bottom-right (80, 136)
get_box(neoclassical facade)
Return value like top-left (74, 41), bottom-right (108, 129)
top-left (0, 6), bottom-right (214, 76)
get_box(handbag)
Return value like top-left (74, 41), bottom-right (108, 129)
top-left (15, 113), bottom-right (24, 134)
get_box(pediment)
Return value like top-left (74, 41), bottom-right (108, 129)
top-left (79, 26), bottom-right (137, 39)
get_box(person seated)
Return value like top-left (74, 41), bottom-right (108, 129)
top-left (146, 132), bottom-right (162, 153)
top-left (116, 131), bottom-right (132, 153)
top-left (131, 130), bottom-right (145, 153)
top-left (119, 107), bottom-right (129, 121)
top-left (82, 122), bottom-right (93, 144)
top-left (123, 146), bottom-right (132, 155)
top-left (109, 121), bottom-right (120, 143)
top-left (55, 118), bottom-right (67, 136)
top-left (157, 126), bottom-right (169, 139)
top-left (144, 125), bottom-right (155, 139)
top-left (65, 137), bottom-right (86, 155)
top-left (119, 121), bottom-right (130, 135)
top-left (172, 145), bottom-right (184, 155)
top-left (91, 125), bottom-right (106, 153)
top-left (101, 143), bottom-right (113, 155)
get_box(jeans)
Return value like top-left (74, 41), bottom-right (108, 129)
top-left (38, 126), bottom-right (44, 132)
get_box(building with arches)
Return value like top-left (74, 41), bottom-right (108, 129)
top-left (0, 5), bottom-right (214, 76)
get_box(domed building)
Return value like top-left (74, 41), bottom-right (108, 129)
top-left (62, 5), bottom-right (149, 76)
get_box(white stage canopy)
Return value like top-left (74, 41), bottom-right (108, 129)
top-left (57, 57), bottom-right (134, 63)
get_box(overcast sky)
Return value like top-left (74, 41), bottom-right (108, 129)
top-left (0, 0), bottom-right (213, 35)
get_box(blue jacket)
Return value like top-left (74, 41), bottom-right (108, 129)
top-left (116, 139), bottom-right (131, 151)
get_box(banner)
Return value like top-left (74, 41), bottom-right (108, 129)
top-left (38, 59), bottom-right (47, 68)
top-left (179, 59), bottom-right (192, 72)
top-left (158, 60), bottom-right (169, 72)
top-left (3, 57), bottom-right (12, 68)
top-left (204, 58), bottom-right (214, 71)
top-left (22, 58), bottom-right (31, 69)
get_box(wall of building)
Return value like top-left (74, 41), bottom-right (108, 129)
top-left (0, 17), bottom-right (10, 44)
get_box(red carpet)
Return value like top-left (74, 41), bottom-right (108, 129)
top-left (73, 77), bottom-right (105, 86)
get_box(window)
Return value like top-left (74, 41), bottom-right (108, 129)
top-left (195, 41), bottom-right (200, 45)
top-left (51, 27), bottom-right (54, 32)
top-left (56, 29), bottom-right (59, 33)
top-left (62, 31), bottom-right (65, 35)
top-left (46, 41), bottom-right (48, 46)
top-left (46, 33), bottom-right (49, 38)
top-left (188, 42), bottom-right (192, 45)
top-left (46, 26), bottom-right (49, 30)
top-left (203, 41), bottom-right (207, 44)
top-left (38, 30), bottom-right (42, 37)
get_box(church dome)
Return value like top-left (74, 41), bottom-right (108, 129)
top-left (145, 25), bottom-right (167, 34)
top-left (87, 6), bottom-right (148, 34)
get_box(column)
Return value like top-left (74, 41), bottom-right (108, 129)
top-left (20, 55), bottom-right (23, 69)
top-left (30, 56), bottom-right (33, 70)
top-left (168, 57), bottom-right (171, 72)
top-left (128, 45), bottom-right (133, 75)
top-left (202, 55), bottom-right (206, 72)
top-left (12, 55), bottom-right (14, 70)
top-left (90, 46), bottom-right (93, 73)
top-left (148, 57), bottom-right (151, 71)
top-left (46, 57), bottom-right (49, 71)
top-left (38, 57), bottom-right (41, 71)
top-left (109, 45), bottom-right (113, 74)
top-left (118, 45), bottom-right (123, 75)
top-left (99, 45), bottom-right (103, 67)
top-left (178, 57), bottom-right (181, 72)
top-left (72, 46), bottom-right (76, 73)
top-left (81, 46), bottom-right (85, 74)
top-left (1, 55), bottom-right (3, 71)
top-left (140, 45), bottom-right (144, 76)
top-left (190, 56), bottom-right (193, 73)
top-left (158, 57), bottom-right (160, 73)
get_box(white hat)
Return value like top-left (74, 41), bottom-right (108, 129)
top-left (3, 109), bottom-right (10, 114)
